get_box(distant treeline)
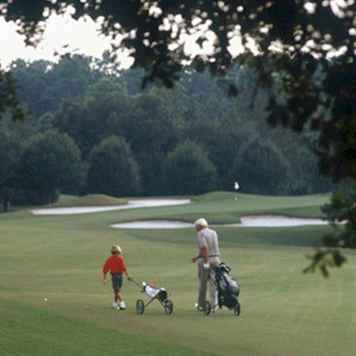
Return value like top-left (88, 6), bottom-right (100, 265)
top-left (0, 54), bottom-right (332, 210)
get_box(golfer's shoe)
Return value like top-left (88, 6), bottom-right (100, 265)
top-left (112, 301), bottom-right (118, 309)
top-left (212, 304), bottom-right (219, 313)
top-left (195, 303), bottom-right (206, 312)
top-left (119, 301), bottom-right (127, 310)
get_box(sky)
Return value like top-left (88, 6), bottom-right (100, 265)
top-left (0, 8), bottom-right (217, 69)
top-left (0, 7), bottom-right (242, 70)
top-left (0, 1), bottom-right (348, 69)
top-left (0, 10), bottom-right (121, 68)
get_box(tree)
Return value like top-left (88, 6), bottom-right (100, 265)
top-left (229, 137), bottom-right (290, 195)
top-left (280, 139), bottom-right (333, 195)
top-left (18, 130), bottom-right (83, 204)
top-left (48, 54), bottom-right (102, 105)
top-left (0, 131), bottom-right (22, 211)
top-left (0, 67), bottom-right (23, 121)
top-left (322, 184), bottom-right (356, 249)
top-left (54, 77), bottom-right (130, 158)
top-left (87, 135), bottom-right (140, 196)
top-left (163, 141), bottom-right (217, 195)
top-left (1, 1), bottom-right (355, 179)
top-left (119, 89), bottom-right (182, 194)
top-left (11, 55), bottom-right (104, 118)
top-left (10, 59), bottom-right (55, 117)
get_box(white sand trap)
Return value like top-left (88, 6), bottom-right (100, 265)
top-left (111, 215), bottom-right (328, 230)
top-left (224, 215), bottom-right (328, 227)
top-left (111, 220), bottom-right (193, 229)
top-left (31, 199), bottom-right (191, 216)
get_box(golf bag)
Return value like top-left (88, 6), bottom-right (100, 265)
top-left (214, 262), bottom-right (240, 310)
top-left (142, 282), bottom-right (168, 302)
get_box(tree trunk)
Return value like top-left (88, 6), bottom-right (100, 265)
top-left (2, 189), bottom-right (11, 212)
top-left (3, 198), bottom-right (9, 212)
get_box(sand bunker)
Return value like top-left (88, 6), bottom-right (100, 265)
top-left (111, 215), bottom-right (328, 229)
top-left (31, 198), bottom-right (328, 228)
top-left (236, 215), bottom-right (328, 227)
top-left (31, 199), bottom-right (191, 216)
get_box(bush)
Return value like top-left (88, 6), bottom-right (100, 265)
top-left (163, 141), bottom-right (217, 195)
top-left (87, 135), bottom-right (140, 196)
top-left (230, 138), bottom-right (290, 195)
top-left (18, 130), bottom-right (82, 205)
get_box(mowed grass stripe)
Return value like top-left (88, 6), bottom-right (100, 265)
top-left (1, 192), bottom-right (355, 356)
top-left (0, 299), bottom-right (219, 356)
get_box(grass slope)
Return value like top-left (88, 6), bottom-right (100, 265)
top-left (1, 192), bottom-right (355, 356)
top-left (0, 299), bottom-right (217, 356)
top-left (52, 194), bottom-right (128, 207)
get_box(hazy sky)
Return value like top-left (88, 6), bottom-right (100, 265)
top-left (0, 8), bottom-right (216, 69)
top-left (0, 8), bottom-right (242, 69)
top-left (0, 1), bottom-right (345, 69)
top-left (0, 11), bottom-right (119, 67)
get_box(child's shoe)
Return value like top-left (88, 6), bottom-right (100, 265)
top-left (112, 301), bottom-right (118, 309)
top-left (119, 301), bottom-right (127, 310)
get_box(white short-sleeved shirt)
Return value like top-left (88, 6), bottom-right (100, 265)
top-left (197, 227), bottom-right (220, 256)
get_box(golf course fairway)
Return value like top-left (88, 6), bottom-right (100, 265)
top-left (1, 192), bottom-right (355, 356)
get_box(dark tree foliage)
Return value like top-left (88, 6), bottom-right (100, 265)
top-left (322, 186), bottom-right (356, 248)
top-left (229, 137), bottom-right (290, 195)
top-left (11, 55), bottom-right (104, 117)
top-left (119, 90), bottom-right (181, 194)
top-left (0, 1), bottom-right (355, 179)
top-left (18, 130), bottom-right (82, 204)
top-left (163, 140), bottom-right (217, 195)
top-left (10, 59), bottom-right (55, 117)
top-left (1, 1), bottom-right (354, 181)
top-left (55, 77), bottom-right (130, 158)
top-left (87, 135), bottom-right (140, 196)
top-left (0, 130), bottom-right (22, 211)
top-left (0, 67), bottom-right (23, 120)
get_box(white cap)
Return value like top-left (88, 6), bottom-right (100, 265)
top-left (194, 218), bottom-right (208, 228)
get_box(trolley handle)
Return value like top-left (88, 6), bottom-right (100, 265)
top-left (128, 276), bottom-right (141, 288)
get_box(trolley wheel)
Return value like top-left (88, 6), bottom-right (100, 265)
top-left (136, 299), bottom-right (145, 315)
top-left (234, 302), bottom-right (241, 316)
top-left (164, 299), bottom-right (174, 315)
top-left (204, 301), bottom-right (212, 316)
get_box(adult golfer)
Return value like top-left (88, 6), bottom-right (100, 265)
top-left (192, 218), bottom-right (221, 311)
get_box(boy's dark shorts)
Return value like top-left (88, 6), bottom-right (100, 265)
top-left (111, 273), bottom-right (123, 292)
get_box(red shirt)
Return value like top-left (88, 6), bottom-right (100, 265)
top-left (102, 255), bottom-right (127, 274)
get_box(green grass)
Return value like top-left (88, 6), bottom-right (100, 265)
top-left (4, 194), bottom-right (128, 213)
top-left (1, 191), bottom-right (355, 356)
top-left (52, 194), bottom-right (128, 207)
top-left (0, 299), bottom-right (217, 356)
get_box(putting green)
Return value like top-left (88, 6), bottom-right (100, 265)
top-left (1, 192), bottom-right (355, 356)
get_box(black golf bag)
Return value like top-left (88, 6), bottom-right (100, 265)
top-left (213, 262), bottom-right (241, 314)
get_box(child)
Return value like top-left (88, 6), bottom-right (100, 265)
top-left (102, 245), bottom-right (129, 310)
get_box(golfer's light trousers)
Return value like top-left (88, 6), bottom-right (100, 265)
top-left (198, 257), bottom-right (220, 308)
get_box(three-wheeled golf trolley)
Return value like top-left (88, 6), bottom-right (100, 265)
top-left (129, 278), bottom-right (174, 315)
